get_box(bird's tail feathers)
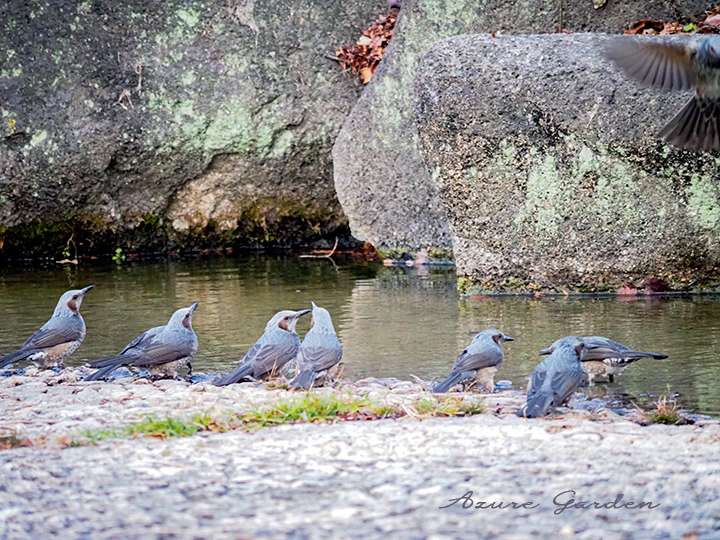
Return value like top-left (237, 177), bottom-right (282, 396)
top-left (433, 371), bottom-right (473, 393)
top-left (289, 369), bottom-right (317, 390)
top-left (88, 355), bottom-right (128, 369)
top-left (661, 96), bottom-right (720, 151)
top-left (634, 351), bottom-right (668, 360)
top-left (0, 349), bottom-right (33, 369)
top-left (84, 364), bottom-right (119, 381)
top-left (214, 362), bottom-right (253, 386)
top-left (518, 391), bottom-right (555, 418)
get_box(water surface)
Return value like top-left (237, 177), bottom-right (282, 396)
top-left (0, 256), bottom-right (718, 416)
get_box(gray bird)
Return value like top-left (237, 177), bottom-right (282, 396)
top-left (433, 328), bottom-right (514, 393)
top-left (0, 286), bottom-right (94, 369)
top-left (214, 308), bottom-right (311, 386)
top-left (85, 303), bottom-right (199, 381)
top-left (606, 36), bottom-right (720, 150)
top-left (519, 337), bottom-right (591, 418)
top-left (289, 302), bottom-right (343, 390)
top-left (539, 335), bottom-right (668, 384)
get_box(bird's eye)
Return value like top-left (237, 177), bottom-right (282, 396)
top-left (72, 295), bottom-right (78, 300)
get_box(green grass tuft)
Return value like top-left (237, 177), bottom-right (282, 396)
top-left (647, 393), bottom-right (683, 425)
top-left (69, 393), bottom-right (487, 447)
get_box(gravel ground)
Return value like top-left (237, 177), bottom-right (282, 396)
top-left (1, 370), bottom-right (718, 539)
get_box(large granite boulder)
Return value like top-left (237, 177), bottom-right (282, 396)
top-left (0, 0), bottom-right (384, 257)
top-left (333, 0), bottom-right (713, 251)
top-left (415, 33), bottom-right (720, 292)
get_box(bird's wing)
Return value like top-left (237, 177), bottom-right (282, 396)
top-left (119, 326), bottom-right (164, 355)
top-left (526, 363), bottom-right (548, 398)
top-left (605, 38), bottom-right (697, 92)
top-left (124, 340), bottom-right (195, 368)
top-left (300, 343), bottom-right (343, 373)
top-left (550, 365), bottom-right (586, 406)
top-left (452, 346), bottom-right (501, 373)
top-left (21, 318), bottom-right (83, 350)
top-left (248, 336), bottom-right (299, 376)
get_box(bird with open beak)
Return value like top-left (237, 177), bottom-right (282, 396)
top-left (605, 35), bottom-right (720, 150)
top-left (539, 336), bottom-right (668, 384)
top-left (289, 302), bottom-right (343, 390)
top-left (433, 328), bottom-right (513, 393)
top-left (85, 303), bottom-right (199, 381)
top-left (0, 285), bottom-right (94, 370)
top-left (215, 308), bottom-right (311, 386)
top-left (519, 337), bottom-right (592, 418)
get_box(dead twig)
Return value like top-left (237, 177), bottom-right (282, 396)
top-left (116, 88), bottom-right (133, 110)
top-left (134, 63), bottom-right (144, 93)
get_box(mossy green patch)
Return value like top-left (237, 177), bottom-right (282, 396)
top-left (687, 174), bottom-right (720, 233)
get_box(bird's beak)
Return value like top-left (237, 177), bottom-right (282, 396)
top-left (311, 301), bottom-right (318, 310)
top-left (189, 302), bottom-right (199, 313)
top-left (538, 347), bottom-right (552, 355)
top-left (503, 335), bottom-right (514, 342)
top-left (295, 308), bottom-right (312, 318)
top-left (81, 285), bottom-right (94, 295)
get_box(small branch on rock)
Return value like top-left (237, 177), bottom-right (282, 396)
top-left (116, 88), bottom-right (134, 110)
top-left (134, 63), bottom-right (144, 93)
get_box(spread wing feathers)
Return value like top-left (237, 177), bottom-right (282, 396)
top-left (605, 38), bottom-right (696, 91)
top-left (520, 363), bottom-right (585, 418)
top-left (660, 96), bottom-right (720, 151)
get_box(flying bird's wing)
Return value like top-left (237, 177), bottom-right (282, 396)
top-left (605, 38), bottom-right (697, 92)
top-left (21, 318), bottom-right (84, 350)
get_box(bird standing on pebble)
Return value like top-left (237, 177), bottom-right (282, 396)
top-left (539, 335), bottom-right (668, 384)
top-left (433, 328), bottom-right (513, 393)
top-left (606, 36), bottom-right (720, 150)
top-left (214, 308), bottom-right (311, 386)
top-left (289, 302), bottom-right (343, 390)
top-left (85, 303), bottom-right (199, 381)
top-left (0, 286), bottom-right (94, 370)
top-left (519, 337), bottom-right (591, 418)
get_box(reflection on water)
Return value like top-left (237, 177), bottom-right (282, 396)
top-left (0, 256), bottom-right (718, 416)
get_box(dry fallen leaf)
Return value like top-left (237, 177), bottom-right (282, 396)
top-left (336, 10), bottom-right (398, 85)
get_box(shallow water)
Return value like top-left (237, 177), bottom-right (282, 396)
top-left (0, 256), bottom-right (719, 416)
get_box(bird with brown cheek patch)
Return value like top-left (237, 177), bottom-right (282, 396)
top-left (85, 303), bottom-right (199, 381)
top-left (215, 308), bottom-right (311, 386)
top-left (0, 286), bottom-right (94, 370)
